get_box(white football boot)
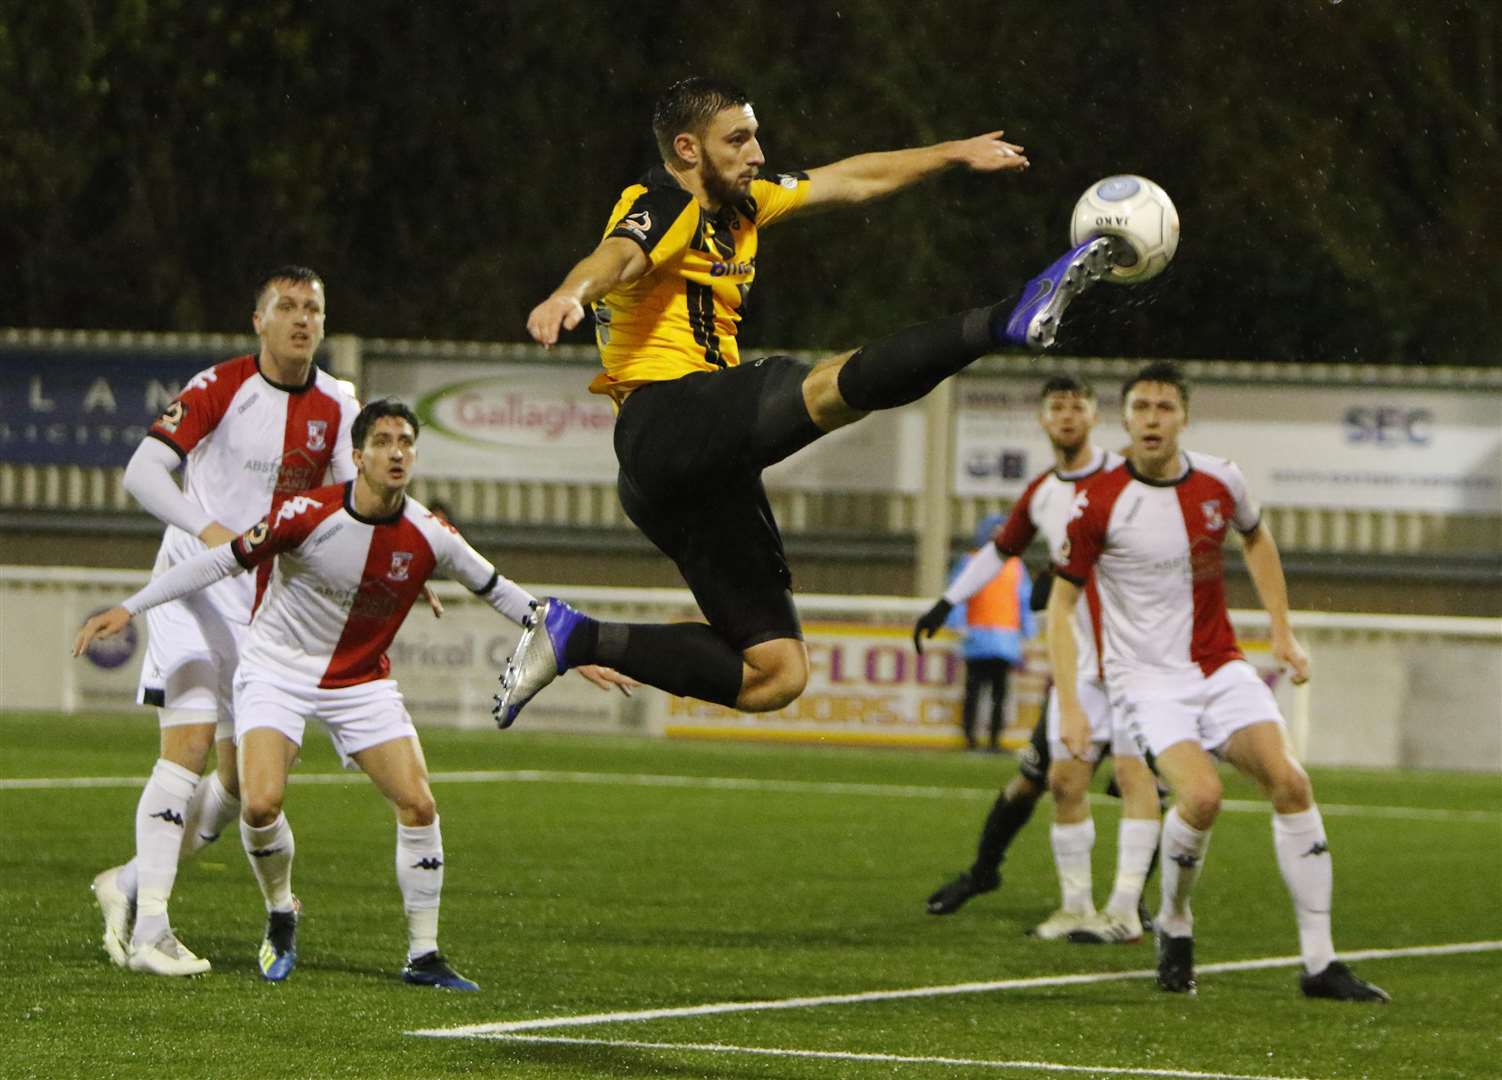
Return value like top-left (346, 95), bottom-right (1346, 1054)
top-left (91, 866), bottom-right (134, 968)
top-left (127, 930), bottom-right (211, 976)
top-left (1028, 907), bottom-right (1095, 941)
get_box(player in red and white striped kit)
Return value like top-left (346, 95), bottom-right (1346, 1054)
top-left (915, 376), bottom-right (1159, 943)
top-left (91, 267), bottom-right (360, 977)
top-left (1049, 361), bottom-right (1388, 1002)
top-left (77, 400), bottom-right (635, 989)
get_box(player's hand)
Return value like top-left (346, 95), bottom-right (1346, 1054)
top-left (912, 598), bottom-right (954, 654)
top-left (948, 131), bottom-right (1029, 174)
top-left (575, 664), bottom-right (638, 697)
top-left (1271, 632), bottom-right (1311, 686)
top-left (423, 584), bottom-right (444, 619)
top-left (1060, 702), bottom-right (1091, 759)
top-left (197, 522), bottom-right (237, 548)
top-left (73, 606), bottom-right (132, 657)
top-left (526, 295), bottom-right (587, 348)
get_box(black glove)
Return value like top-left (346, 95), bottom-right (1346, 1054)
top-left (912, 598), bottom-right (954, 654)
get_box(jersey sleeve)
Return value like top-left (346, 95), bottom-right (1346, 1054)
top-left (993, 476), bottom-right (1044, 556)
top-left (230, 493), bottom-right (330, 571)
top-left (1222, 460), bottom-right (1262, 533)
top-left (1055, 491), bottom-right (1108, 586)
top-left (428, 516), bottom-right (536, 624)
top-left (744, 171), bottom-right (810, 227)
top-left (147, 363), bottom-right (240, 458)
top-left (605, 187), bottom-right (698, 268)
top-left (329, 393), bottom-right (359, 484)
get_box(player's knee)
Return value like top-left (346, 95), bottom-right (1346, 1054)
top-left (1046, 763), bottom-right (1088, 806)
top-left (241, 792), bottom-right (283, 828)
top-left (736, 641), bottom-right (809, 712)
top-left (1177, 774), bottom-right (1223, 826)
top-left (398, 793), bottom-right (438, 827)
top-left (1267, 758), bottom-right (1313, 813)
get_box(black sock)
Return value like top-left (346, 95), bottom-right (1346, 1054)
top-left (971, 790), bottom-right (1038, 880)
top-left (564, 617), bottom-right (743, 708)
top-left (835, 304), bottom-right (1004, 412)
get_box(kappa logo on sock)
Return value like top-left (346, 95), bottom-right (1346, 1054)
top-left (1170, 853), bottom-right (1200, 869)
top-left (411, 857), bottom-right (444, 871)
top-left (149, 808), bottom-right (185, 827)
top-left (1302, 840), bottom-right (1330, 857)
top-left (248, 846), bottom-right (284, 859)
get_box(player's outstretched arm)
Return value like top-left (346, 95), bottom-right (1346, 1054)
top-left (1045, 575), bottom-right (1091, 758)
top-left (1241, 523), bottom-right (1310, 684)
top-left (798, 131), bottom-right (1028, 216)
top-left (526, 237), bottom-right (651, 348)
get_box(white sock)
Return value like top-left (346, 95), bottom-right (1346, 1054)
top-left (1157, 806), bottom-right (1211, 938)
top-left (396, 818), bottom-right (444, 960)
top-left (181, 772), bottom-right (241, 858)
top-left (130, 758), bottom-right (199, 946)
top-left (241, 814), bottom-right (297, 913)
top-left (1106, 817), bottom-right (1162, 917)
top-left (1050, 819), bottom-right (1096, 915)
top-left (1273, 807), bottom-right (1335, 974)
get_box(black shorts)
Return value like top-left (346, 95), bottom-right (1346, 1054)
top-left (614, 356), bottom-right (823, 651)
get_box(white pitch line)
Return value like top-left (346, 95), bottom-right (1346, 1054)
top-left (407, 939), bottom-right (1502, 1039)
top-left (482, 1034), bottom-right (1320, 1080)
top-left (2, 768), bottom-right (1498, 824)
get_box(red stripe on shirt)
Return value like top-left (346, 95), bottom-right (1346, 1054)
top-left (1174, 473), bottom-right (1244, 676)
top-left (320, 515), bottom-right (436, 688)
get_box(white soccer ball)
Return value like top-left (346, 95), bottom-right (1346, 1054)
top-left (1070, 175), bottom-right (1180, 284)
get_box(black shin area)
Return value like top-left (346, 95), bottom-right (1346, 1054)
top-left (835, 305), bottom-right (1000, 412)
top-left (583, 620), bottom-right (744, 708)
top-left (973, 789), bottom-right (1038, 876)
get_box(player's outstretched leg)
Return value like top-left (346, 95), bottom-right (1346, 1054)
top-left (495, 598), bottom-right (746, 727)
top-left (1002, 238), bottom-right (1115, 350)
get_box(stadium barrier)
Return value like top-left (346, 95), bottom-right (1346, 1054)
top-left (5, 567), bottom-right (1497, 772)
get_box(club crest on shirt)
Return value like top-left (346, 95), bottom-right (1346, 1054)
top-left (1201, 499), bottom-right (1224, 532)
top-left (617, 209), bottom-right (652, 240)
top-left (387, 551), bottom-right (414, 582)
top-left (157, 400), bottom-right (187, 433)
top-left (305, 419), bottom-right (328, 451)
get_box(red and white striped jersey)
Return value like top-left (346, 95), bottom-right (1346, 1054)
top-left (1055, 450), bottom-right (1262, 689)
top-left (992, 447), bottom-right (1122, 681)
top-left (227, 483), bottom-right (535, 688)
top-left (146, 355), bottom-right (358, 621)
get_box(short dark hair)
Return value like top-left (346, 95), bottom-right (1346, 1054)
top-left (652, 77), bottom-right (753, 163)
top-left (1122, 360), bottom-right (1190, 407)
top-left (1040, 374), bottom-right (1095, 401)
top-left (352, 399), bottom-right (420, 449)
top-left (254, 265), bottom-right (324, 310)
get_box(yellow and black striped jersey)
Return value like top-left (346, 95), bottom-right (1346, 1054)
top-left (587, 164), bottom-right (810, 403)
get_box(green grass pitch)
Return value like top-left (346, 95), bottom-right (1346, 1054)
top-left (3, 711), bottom-right (1499, 1079)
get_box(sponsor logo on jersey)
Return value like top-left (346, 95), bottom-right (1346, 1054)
top-left (236, 392), bottom-right (260, 414)
top-left (156, 400), bottom-right (187, 433)
top-left (709, 257), bottom-right (756, 278)
top-left (388, 551), bottom-right (413, 582)
top-left (1201, 499), bottom-right (1224, 532)
top-left (306, 419), bottom-right (328, 451)
top-left (617, 209), bottom-right (652, 240)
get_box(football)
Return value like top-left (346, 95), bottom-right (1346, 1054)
top-left (1070, 175), bottom-right (1180, 284)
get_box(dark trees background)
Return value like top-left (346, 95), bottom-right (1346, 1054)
top-left (2, 1), bottom-right (1497, 364)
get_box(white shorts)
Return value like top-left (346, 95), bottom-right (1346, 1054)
top-left (136, 592), bottom-right (246, 740)
top-left (1114, 660), bottom-right (1283, 758)
top-left (1047, 677), bottom-right (1140, 764)
top-left (233, 669), bottom-right (418, 769)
